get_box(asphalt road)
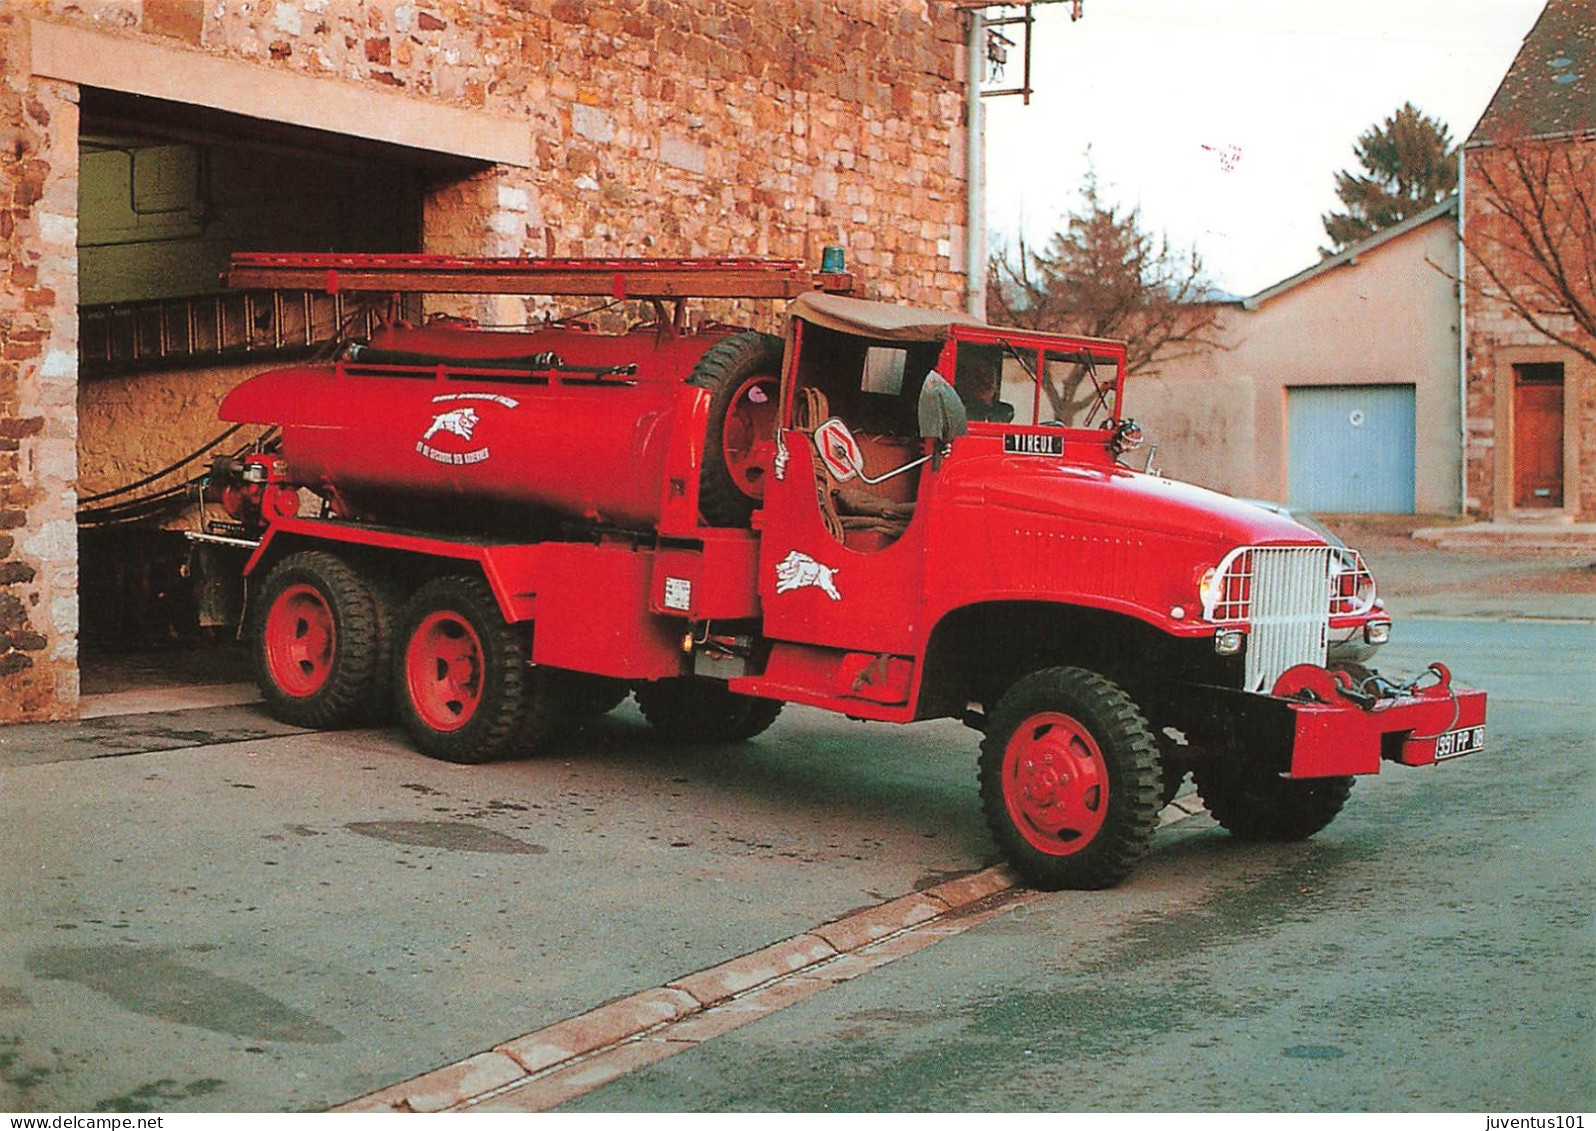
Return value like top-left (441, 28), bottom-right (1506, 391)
top-left (560, 619), bottom-right (1596, 1112)
top-left (0, 617), bottom-right (1590, 1112)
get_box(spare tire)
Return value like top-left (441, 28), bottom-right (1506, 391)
top-left (689, 331), bottom-right (785, 527)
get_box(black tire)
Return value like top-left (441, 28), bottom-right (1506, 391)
top-left (393, 574), bottom-right (561, 764)
top-left (689, 331), bottom-right (785, 527)
top-left (978, 667), bottom-right (1162, 890)
top-left (547, 669), bottom-right (630, 720)
top-left (635, 678), bottom-right (784, 743)
top-left (252, 550), bottom-right (393, 729)
top-left (1192, 759), bottom-right (1354, 841)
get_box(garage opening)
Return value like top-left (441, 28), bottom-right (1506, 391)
top-left (75, 89), bottom-right (483, 700)
top-left (1286, 384), bottom-right (1417, 514)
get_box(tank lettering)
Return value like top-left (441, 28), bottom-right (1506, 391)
top-left (430, 392), bottom-right (520, 409)
top-left (417, 441), bottom-right (491, 465)
top-left (420, 396), bottom-right (510, 466)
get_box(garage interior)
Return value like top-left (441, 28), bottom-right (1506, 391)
top-left (74, 89), bottom-right (472, 698)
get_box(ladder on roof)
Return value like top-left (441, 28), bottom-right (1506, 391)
top-left (225, 253), bottom-right (854, 300)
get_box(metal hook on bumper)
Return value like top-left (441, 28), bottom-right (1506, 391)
top-left (1267, 662), bottom-right (1487, 777)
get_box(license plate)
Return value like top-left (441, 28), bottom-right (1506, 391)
top-left (1004, 433), bottom-right (1064, 456)
top-left (1434, 725), bottom-right (1485, 761)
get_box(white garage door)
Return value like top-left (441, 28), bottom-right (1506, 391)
top-left (1287, 385), bottom-right (1416, 513)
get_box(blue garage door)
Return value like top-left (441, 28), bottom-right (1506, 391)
top-left (1287, 385), bottom-right (1415, 513)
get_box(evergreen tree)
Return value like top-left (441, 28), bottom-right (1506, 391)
top-left (1322, 102), bottom-right (1457, 254)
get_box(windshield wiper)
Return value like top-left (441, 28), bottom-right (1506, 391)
top-left (995, 337), bottom-right (1036, 384)
top-left (1080, 353), bottom-right (1110, 428)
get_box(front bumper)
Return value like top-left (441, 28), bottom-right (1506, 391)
top-left (1276, 663), bottom-right (1488, 778)
top-left (1179, 662), bottom-right (1488, 780)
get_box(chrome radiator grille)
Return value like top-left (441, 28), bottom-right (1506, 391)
top-left (1203, 546), bottom-right (1373, 693)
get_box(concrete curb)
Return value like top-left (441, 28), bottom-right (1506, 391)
top-left (330, 864), bottom-right (1026, 1113)
top-left (1412, 522), bottom-right (1596, 552)
top-left (333, 801), bottom-right (1210, 1114)
top-left (78, 682), bottom-right (261, 720)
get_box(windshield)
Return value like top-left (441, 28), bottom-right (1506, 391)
top-left (1040, 349), bottom-right (1118, 427)
top-left (952, 339), bottom-right (1121, 428)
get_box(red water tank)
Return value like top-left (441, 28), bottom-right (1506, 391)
top-left (220, 325), bottom-right (729, 532)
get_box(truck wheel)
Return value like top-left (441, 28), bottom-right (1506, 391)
top-left (253, 550), bottom-right (392, 729)
top-left (690, 331), bottom-right (784, 527)
top-left (394, 575), bottom-right (560, 763)
top-left (635, 678), bottom-right (784, 743)
top-left (547, 670), bottom-right (630, 720)
top-left (1192, 760), bottom-right (1354, 841)
top-left (978, 667), bottom-right (1162, 890)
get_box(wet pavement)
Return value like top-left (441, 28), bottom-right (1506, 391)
top-left (555, 619), bottom-right (1596, 1112)
top-left (0, 529), bottom-right (1590, 1112)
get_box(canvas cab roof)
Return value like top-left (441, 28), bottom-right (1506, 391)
top-left (787, 290), bottom-right (988, 343)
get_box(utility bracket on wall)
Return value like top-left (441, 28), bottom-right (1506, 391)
top-left (961, 1), bottom-right (1084, 105)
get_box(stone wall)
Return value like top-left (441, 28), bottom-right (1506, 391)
top-left (1, 9), bottom-right (80, 717)
top-left (1463, 137), bottom-right (1596, 522)
top-left (188, 0), bottom-right (970, 302)
top-left (0, 1), bottom-right (972, 721)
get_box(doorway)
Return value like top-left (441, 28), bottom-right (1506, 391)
top-left (1287, 384), bottom-right (1417, 513)
top-left (1512, 362), bottom-right (1564, 509)
top-left (73, 90), bottom-right (478, 699)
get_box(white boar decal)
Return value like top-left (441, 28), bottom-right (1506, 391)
top-left (774, 550), bottom-right (842, 601)
top-left (424, 407), bottom-right (480, 442)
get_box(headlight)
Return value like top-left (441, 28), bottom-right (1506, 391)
top-left (1328, 550), bottom-right (1377, 615)
top-left (1214, 629), bottom-right (1245, 656)
top-left (1364, 620), bottom-right (1391, 645)
top-left (1198, 567), bottom-right (1223, 617)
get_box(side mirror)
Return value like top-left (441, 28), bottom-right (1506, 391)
top-left (917, 370), bottom-right (968, 444)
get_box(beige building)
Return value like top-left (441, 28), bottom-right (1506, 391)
top-left (0, 2), bottom-right (975, 722)
top-left (1132, 198), bottom-right (1463, 516)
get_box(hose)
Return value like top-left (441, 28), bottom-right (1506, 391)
top-left (77, 425), bottom-right (277, 529)
top-left (78, 423), bottom-right (247, 506)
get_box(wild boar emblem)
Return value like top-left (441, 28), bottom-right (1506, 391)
top-left (774, 550), bottom-right (842, 601)
top-left (424, 407), bottom-right (480, 443)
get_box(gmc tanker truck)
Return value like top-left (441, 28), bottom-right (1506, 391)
top-left (201, 253), bottom-right (1486, 890)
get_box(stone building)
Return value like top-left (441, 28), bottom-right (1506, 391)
top-left (1461, 0), bottom-right (1595, 523)
top-left (0, 1), bottom-right (975, 722)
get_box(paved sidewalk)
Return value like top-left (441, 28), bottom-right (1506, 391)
top-left (1324, 515), bottom-right (1596, 622)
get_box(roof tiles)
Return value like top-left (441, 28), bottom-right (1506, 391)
top-left (1469, 0), bottom-right (1596, 145)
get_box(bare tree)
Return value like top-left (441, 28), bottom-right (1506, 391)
top-left (1465, 134), bottom-right (1596, 367)
top-left (987, 168), bottom-right (1223, 419)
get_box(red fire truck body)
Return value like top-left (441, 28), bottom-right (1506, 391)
top-left (210, 254), bottom-right (1485, 889)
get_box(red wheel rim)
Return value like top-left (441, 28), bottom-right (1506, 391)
top-left (263, 583), bottom-right (336, 698)
top-left (1001, 711), bottom-right (1109, 856)
top-left (721, 375), bottom-right (779, 499)
top-left (405, 610), bottom-right (484, 732)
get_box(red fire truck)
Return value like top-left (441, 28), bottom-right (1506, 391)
top-left (206, 254), bottom-right (1485, 889)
